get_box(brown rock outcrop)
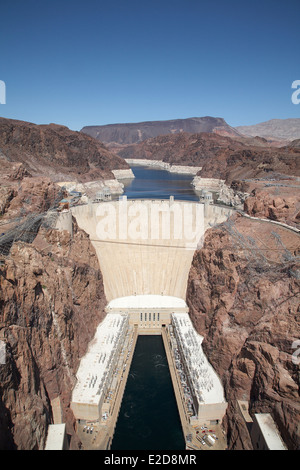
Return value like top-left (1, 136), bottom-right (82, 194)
top-left (8, 163), bottom-right (32, 181)
top-left (199, 146), bottom-right (300, 184)
top-left (186, 214), bottom-right (300, 450)
top-left (0, 117), bottom-right (129, 183)
top-left (1, 177), bottom-right (63, 221)
top-left (0, 187), bottom-right (16, 216)
top-left (244, 186), bottom-right (300, 228)
top-left (118, 132), bottom-right (246, 167)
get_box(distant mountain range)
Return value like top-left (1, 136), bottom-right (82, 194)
top-left (81, 116), bottom-right (241, 145)
top-left (236, 118), bottom-right (300, 141)
top-left (81, 116), bottom-right (300, 146)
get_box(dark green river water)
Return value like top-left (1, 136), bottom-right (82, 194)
top-left (111, 335), bottom-right (185, 450)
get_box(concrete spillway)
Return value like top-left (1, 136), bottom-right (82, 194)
top-left (72, 199), bottom-right (233, 303)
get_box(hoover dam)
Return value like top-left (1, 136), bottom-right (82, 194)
top-left (71, 198), bottom-right (233, 302)
top-left (67, 198), bottom-right (234, 449)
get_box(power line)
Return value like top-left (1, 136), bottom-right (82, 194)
top-left (88, 237), bottom-right (300, 254)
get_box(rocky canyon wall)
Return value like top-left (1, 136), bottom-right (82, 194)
top-left (186, 213), bottom-right (300, 449)
top-left (0, 219), bottom-right (107, 449)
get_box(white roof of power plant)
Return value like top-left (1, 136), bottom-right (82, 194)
top-left (107, 295), bottom-right (187, 310)
top-left (71, 314), bottom-right (128, 407)
top-left (172, 313), bottom-right (225, 405)
top-left (254, 413), bottom-right (287, 450)
top-left (44, 424), bottom-right (66, 450)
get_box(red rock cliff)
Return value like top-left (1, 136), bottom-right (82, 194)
top-left (0, 219), bottom-right (107, 450)
top-left (186, 214), bottom-right (300, 450)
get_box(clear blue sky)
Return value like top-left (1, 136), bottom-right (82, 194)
top-left (0, 0), bottom-right (299, 131)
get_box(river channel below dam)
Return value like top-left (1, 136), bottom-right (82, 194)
top-left (111, 335), bottom-right (185, 450)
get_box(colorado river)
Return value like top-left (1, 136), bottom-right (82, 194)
top-left (111, 335), bottom-right (185, 450)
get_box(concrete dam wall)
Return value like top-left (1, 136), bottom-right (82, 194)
top-left (69, 199), bottom-right (232, 445)
top-left (72, 199), bottom-right (233, 302)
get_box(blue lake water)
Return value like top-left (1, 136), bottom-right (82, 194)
top-left (122, 166), bottom-right (199, 201)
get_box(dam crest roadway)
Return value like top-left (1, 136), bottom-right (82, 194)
top-left (67, 198), bottom-right (233, 450)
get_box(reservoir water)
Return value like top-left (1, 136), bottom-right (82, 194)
top-left (123, 165), bottom-right (199, 201)
top-left (111, 336), bottom-right (185, 450)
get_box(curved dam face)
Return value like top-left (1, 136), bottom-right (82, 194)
top-left (72, 198), bottom-right (233, 302)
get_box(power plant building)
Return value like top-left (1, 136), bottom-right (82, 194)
top-left (71, 313), bottom-right (129, 421)
top-left (106, 294), bottom-right (189, 334)
top-left (170, 312), bottom-right (227, 425)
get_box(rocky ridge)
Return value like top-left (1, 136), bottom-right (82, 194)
top-left (244, 186), bottom-right (300, 228)
top-left (117, 131), bottom-right (300, 184)
top-left (81, 116), bottom-right (241, 146)
top-left (0, 117), bottom-right (129, 184)
top-left (236, 118), bottom-right (300, 142)
top-left (117, 131), bottom-right (245, 168)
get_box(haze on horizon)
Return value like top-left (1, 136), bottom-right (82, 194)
top-left (0, 0), bottom-right (299, 131)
